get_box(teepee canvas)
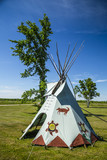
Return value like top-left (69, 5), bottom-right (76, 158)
top-left (20, 42), bottom-right (98, 148)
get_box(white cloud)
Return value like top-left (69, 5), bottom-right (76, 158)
top-left (73, 72), bottom-right (96, 81)
top-left (96, 79), bottom-right (107, 83)
top-left (72, 81), bottom-right (79, 85)
top-left (0, 89), bottom-right (24, 98)
top-left (0, 85), bottom-right (24, 98)
top-left (61, 0), bottom-right (71, 9)
top-left (55, 28), bottom-right (67, 33)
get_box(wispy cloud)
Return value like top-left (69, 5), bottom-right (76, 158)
top-left (74, 30), bottom-right (107, 35)
top-left (73, 72), bottom-right (96, 81)
top-left (6, 0), bottom-right (107, 18)
top-left (96, 79), bottom-right (107, 83)
top-left (53, 0), bottom-right (107, 17)
top-left (55, 28), bottom-right (67, 33)
top-left (72, 81), bottom-right (79, 85)
top-left (0, 89), bottom-right (24, 98)
top-left (73, 73), bottom-right (107, 84)
top-left (4, 0), bottom-right (107, 35)
top-left (0, 85), bottom-right (24, 98)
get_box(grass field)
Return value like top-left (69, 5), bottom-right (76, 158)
top-left (0, 102), bottom-right (107, 160)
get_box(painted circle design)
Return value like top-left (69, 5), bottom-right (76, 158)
top-left (49, 123), bottom-right (55, 131)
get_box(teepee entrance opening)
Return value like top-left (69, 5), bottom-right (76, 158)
top-left (23, 113), bottom-right (47, 139)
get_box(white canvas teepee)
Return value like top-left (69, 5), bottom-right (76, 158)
top-left (20, 42), bottom-right (98, 148)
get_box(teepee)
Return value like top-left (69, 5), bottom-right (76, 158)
top-left (20, 42), bottom-right (98, 148)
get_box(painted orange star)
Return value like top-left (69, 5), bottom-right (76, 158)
top-left (46, 120), bottom-right (59, 136)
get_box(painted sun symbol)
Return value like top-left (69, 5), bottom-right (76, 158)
top-left (46, 120), bottom-right (59, 136)
top-left (78, 122), bottom-right (88, 134)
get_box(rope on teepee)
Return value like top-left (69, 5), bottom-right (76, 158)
top-left (81, 107), bottom-right (107, 123)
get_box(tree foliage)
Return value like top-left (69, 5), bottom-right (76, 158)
top-left (75, 78), bottom-right (100, 107)
top-left (21, 88), bottom-right (40, 103)
top-left (73, 85), bottom-right (80, 100)
top-left (10, 14), bottom-right (53, 104)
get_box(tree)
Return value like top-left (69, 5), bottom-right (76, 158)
top-left (21, 88), bottom-right (40, 103)
top-left (10, 14), bottom-right (53, 104)
top-left (75, 78), bottom-right (100, 108)
top-left (73, 85), bottom-right (80, 100)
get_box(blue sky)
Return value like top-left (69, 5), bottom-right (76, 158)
top-left (0, 0), bottom-right (107, 101)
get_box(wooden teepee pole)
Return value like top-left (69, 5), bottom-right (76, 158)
top-left (56, 43), bottom-right (62, 76)
top-left (63, 41), bottom-right (77, 74)
top-left (63, 44), bottom-right (70, 72)
top-left (48, 53), bottom-right (60, 77)
top-left (65, 41), bottom-right (84, 75)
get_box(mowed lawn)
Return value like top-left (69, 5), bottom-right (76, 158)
top-left (0, 102), bottom-right (107, 160)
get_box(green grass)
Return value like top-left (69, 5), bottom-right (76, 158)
top-left (0, 102), bottom-right (107, 160)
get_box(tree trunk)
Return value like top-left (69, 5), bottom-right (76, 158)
top-left (87, 99), bottom-right (90, 108)
top-left (39, 74), bottom-right (47, 105)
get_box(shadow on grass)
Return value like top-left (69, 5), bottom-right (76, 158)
top-left (97, 135), bottom-right (107, 142)
top-left (84, 114), bottom-right (107, 117)
top-left (23, 128), bottom-right (40, 139)
top-left (91, 107), bottom-right (107, 109)
top-left (24, 112), bottom-right (37, 115)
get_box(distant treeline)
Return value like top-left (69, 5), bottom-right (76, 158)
top-left (0, 98), bottom-right (33, 104)
top-left (0, 98), bottom-right (107, 105)
top-left (77, 100), bottom-right (107, 103)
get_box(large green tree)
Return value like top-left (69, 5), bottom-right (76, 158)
top-left (10, 14), bottom-right (53, 104)
top-left (75, 78), bottom-right (100, 108)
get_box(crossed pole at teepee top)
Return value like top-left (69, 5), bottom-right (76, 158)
top-left (48, 41), bottom-right (84, 95)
